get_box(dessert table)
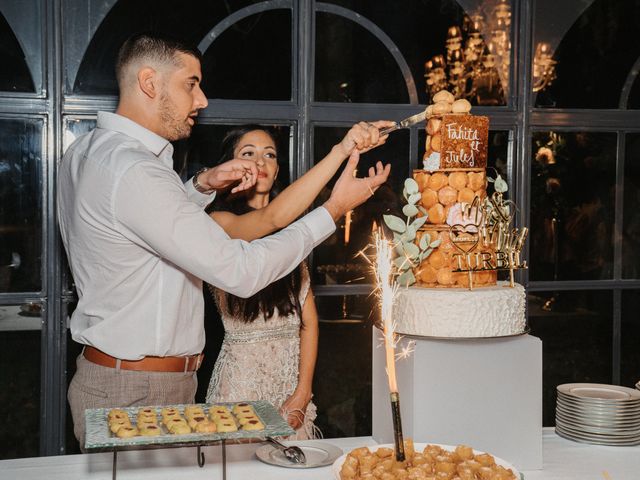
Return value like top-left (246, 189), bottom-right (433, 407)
top-left (0, 429), bottom-right (638, 480)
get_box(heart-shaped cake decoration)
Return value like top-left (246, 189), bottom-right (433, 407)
top-left (449, 223), bottom-right (480, 254)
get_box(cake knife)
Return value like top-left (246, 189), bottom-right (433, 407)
top-left (379, 110), bottom-right (427, 136)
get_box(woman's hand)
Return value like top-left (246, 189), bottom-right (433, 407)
top-left (336, 121), bottom-right (395, 158)
top-left (323, 150), bottom-right (391, 221)
top-left (281, 389), bottom-right (312, 430)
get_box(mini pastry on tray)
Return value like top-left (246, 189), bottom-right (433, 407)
top-left (184, 405), bottom-right (205, 416)
top-left (162, 412), bottom-right (182, 424)
top-left (214, 419), bottom-right (237, 432)
top-left (137, 418), bottom-right (158, 428)
top-left (232, 402), bottom-right (254, 415)
top-left (116, 426), bottom-right (139, 438)
top-left (168, 422), bottom-right (191, 435)
top-left (107, 408), bottom-right (128, 420)
top-left (194, 421), bottom-right (217, 433)
top-left (237, 415), bottom-right (260, 425)
top-left (209, 405), bottom-right (231, 418)
top-left (161, 407), bottom-right (179, 417)
top-left (187, 415), bottom-right (208, 429)
top-left (109, 419), bottom-right (132, 434)
top-left (138, 424), bottom-right (161, 436)
top-left (240, 419), bottom-right (264, 431)
top-left (137, 407), bottom-right (156, 416)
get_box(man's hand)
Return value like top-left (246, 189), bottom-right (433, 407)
top-left (323, 150), bottom-right (391, 221)
top-left (198, 159), bottom-right (259, 194)
top-left (335, 120), bottom-right (396, 158)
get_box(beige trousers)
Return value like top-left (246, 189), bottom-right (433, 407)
top-left (68, 353), bottom-right (197, 449)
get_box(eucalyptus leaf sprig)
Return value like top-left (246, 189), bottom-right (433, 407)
top-left (383, 178), bottom-right (442, 286)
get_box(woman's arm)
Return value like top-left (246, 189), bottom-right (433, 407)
top-left (280, 288), bottom-right (319, 430)
top-left (210, 121), bottom-right (392, 241)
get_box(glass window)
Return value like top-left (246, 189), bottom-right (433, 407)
top-left (0, 7), bottom-right (37, 93)
top-left (529, 131), bottom-right (616, 281)
top-left (311, 126), bottom-right (409, 285)
top-left (0, 303), bottom-right (42, 459)
top-left (528, 290), bottom-right (613, 426)
top-left (201, 9), bottom-right (292, 100)
top-left (317, 1), bottom-right (512, 106)
top-left (0, 118), bottom-right (43, 293)
top-left (69, 0), bottom-right (276, 95)
top-left (623, 133), bottom-right (640, 278)
top-left (315, 11), bottom-right (410, 104)
top-left (533, 0), bottom-right (640, 109)
top-left (621, 290), bottom-right (640, 389)
top-left (314, 294), bottom-right (376, 437)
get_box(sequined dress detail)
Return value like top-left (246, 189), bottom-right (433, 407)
top-left (205, 266), bottom-right (317, 439)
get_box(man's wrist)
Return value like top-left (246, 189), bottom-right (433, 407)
top-left (322, 198), bottom-right (344, 221)
top-left (193, 167), bottom-right (215, 194)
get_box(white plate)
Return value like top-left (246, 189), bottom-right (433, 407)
top-left (555, 409), bottom-right (640, 428)
top-left (557, 392), bottom-right (640, 409)
top-left (331, 443), bottom-right (523, 480)
top-left (255, 441), bottom-right (343, 469)
top-left (556, 427), bottom-right (640, 447)
top-left (558, 383), bottom-right (640, 401)
top-left (555, 425), bottom-right (640, 445)
top-left (556, 415), bottom-right (640, 437)
top-left (556, 402), bottom-right (640, 418)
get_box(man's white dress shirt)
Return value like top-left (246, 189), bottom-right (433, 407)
top-left (57, 112), bottom-right (335, 360)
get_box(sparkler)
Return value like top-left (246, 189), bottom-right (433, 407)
top-left (373, 230), bottom-right (406, 461)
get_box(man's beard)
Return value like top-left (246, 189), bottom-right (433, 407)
top-left (159, 92), bottom-right (192, 141)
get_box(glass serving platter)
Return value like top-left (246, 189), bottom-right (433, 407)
top-left (85, 400), bottom-right (294, 451)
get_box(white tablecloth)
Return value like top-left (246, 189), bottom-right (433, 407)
top-left (0, 429), bottom-right (638, 480)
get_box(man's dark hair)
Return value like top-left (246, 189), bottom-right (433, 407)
top-left (115, 32), bottom-right (202, 88)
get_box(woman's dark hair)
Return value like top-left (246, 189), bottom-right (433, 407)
top-left (212, 125), bottom-right (304, 323)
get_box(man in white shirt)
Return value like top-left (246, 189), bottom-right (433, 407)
top-left (58, 32), bottom-right (391, 445)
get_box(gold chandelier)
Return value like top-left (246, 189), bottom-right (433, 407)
top-left (424, 0), bottom-right (556, 105)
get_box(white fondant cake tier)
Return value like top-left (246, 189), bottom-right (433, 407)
top-left (394, 281), bottom-right (526, 338)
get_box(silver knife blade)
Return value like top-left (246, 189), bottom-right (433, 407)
top-left (379, 110), bottom-right (427, 136)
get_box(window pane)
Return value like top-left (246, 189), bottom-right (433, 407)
top-left (0, 9), bottom-right (36, 92)
top-left (529, 131), bottom-right (615, 281)
top-left (0, 118), bottom-right (43, 293)
top-left (528, 290), bottom-right (613, 426)
top-left (315, 12), bottom-right (409, 103)
top-left (533, 0), bottom-right (640, 109)
top-left (314, 294), bottom-right (376, 437)
top-left (70, 0), bottom-right (274, 95)
top-left (623, 133), bottom-right (640, 278)
top-left (317, 1), bottom-right (512, 106)
top-left (201, 10), bottom-right (292, 100)
top-left (0, 303), bottom-right (42, 459)
top-left (311, 127), bottom-right (409, 285)
top-left (621, 290), bottom-right (640, 389)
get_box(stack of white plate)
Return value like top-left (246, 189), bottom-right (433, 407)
top-left (555, 383), bottom-right (640, 446)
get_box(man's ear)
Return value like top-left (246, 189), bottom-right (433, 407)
top-left (137, 67), bottom-right (158, 99)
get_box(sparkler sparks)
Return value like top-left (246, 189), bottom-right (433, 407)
top-left (370, 229), bottom-right (406, 461)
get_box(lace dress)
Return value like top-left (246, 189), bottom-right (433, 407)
top-left (205, 266), bottom-right (318, 440)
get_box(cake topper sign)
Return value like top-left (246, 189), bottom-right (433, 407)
top-left (441, 114), bottom-right (488, 169)
top-left (449, 191), bottom-right (528, 289)
top-left (444, 121), bottom-right (483, 167)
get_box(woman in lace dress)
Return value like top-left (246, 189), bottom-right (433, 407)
top-left (205, 123), bottom-right (391, 438)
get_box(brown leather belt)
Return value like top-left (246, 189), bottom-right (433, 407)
top-left (83, 346), bottom-right (203, 372)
